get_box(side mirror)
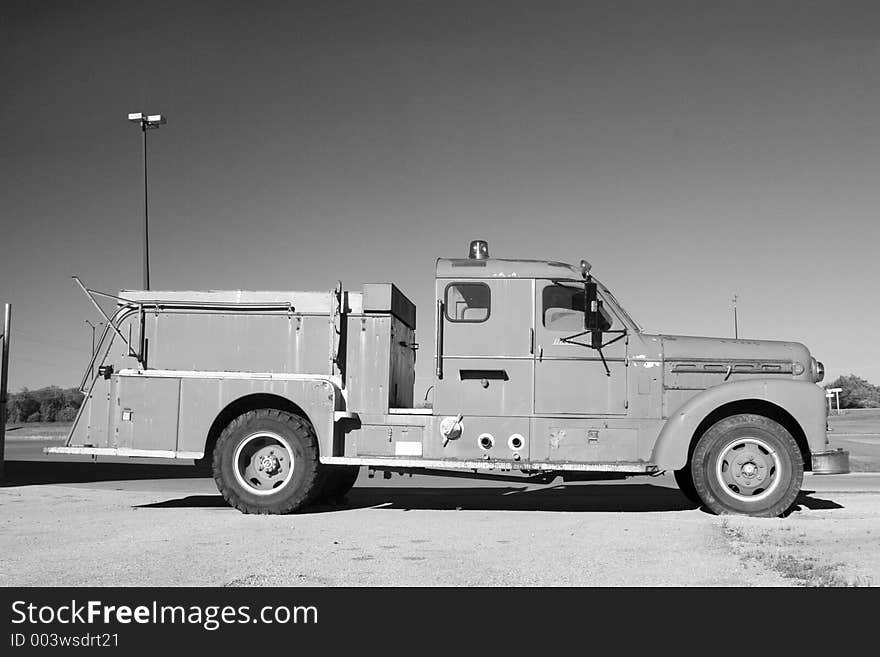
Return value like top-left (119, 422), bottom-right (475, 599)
top-left (585, 280), bottom-right (602, 348)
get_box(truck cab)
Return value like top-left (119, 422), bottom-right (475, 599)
top-left (49, 240), bottom-right (849, 517)
top-left (433, 250), bottom-right (633, 461)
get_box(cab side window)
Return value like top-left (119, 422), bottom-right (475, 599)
top-left (445, 282), bottom-right (490, 322)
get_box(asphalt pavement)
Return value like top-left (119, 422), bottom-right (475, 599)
top-left (1, 436), bottom-right (878, 586)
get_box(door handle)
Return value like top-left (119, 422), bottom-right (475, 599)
top-left (459, 369), bottom-right (509, 381)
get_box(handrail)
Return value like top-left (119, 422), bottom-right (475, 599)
top-left (120, 300), bottom-right (298, 311)
top-left (435, 299), bottom-right (444, 379)
top-left (84, 286), bottom-right (299, 313)
top-left (73, 277), bottom-right (141, 362)
top-left (331, 281), bottom-right (342, 378)
top-left (78, 304), bottom-right (140, 392)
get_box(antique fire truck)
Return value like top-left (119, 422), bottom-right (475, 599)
top-left (48, 240), bottom-right (849, 517)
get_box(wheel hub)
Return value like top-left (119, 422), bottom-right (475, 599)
top-left (257, 450), bottom-right (282, 476)
top-left (716, 437), bottom-right (781, 501)
top-left (731, 456), bottom-right (766, 487)
top-left (233, 432), bottom-right (295, 496)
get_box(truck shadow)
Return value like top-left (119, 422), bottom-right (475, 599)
top-left (790, 490), bottom-right (844, 512)
top-left (138, 484), bottom-right (700, 512)
top-left (337, 484), bottom-right (700, 512)
top-left (2, 461), bottom-right (844, 515)
top-left (0, 460), bottom-right (207, 487)
top-left (136, 486), bottom-right (844, 514)
top-left (318, 485), bottom-right (844, 514)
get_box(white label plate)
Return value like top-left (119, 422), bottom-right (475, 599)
top-left (394, 441), bottom-right (423, 456)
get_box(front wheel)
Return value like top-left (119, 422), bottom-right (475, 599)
top-left (212, 408), bottom-right (323, 514)
top-left (691, 413), bottom-right (803, 517)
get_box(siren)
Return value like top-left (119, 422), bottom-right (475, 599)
top-left (468, 240), bottom-right (489, 259)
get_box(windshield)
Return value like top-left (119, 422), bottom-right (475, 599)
top-left (595, 279), bottom-right (642, 332)
top-left (547, 277), bottom-right (642, 333)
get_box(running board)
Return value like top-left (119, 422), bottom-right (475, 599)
top-left (44, 446), bottom-right (204, 460)
top-left (44, 447), bottom-right (656, 473)
top-left (320, 456), bottom-right (656, 473)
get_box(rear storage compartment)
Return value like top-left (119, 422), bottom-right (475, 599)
top-left (345, 283), bottom-right (416, 413)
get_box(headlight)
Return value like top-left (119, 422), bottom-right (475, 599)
top-left (811, 357), bottom-right (825, 383)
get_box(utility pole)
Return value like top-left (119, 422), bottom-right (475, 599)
top-left (732, 293), bottom-right (739, 339)
top-left (127, 112), bottom-right (167, 290)
top-left (1, 303), bottom-right (11, 480)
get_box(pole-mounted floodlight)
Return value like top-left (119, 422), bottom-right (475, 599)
top-left (127, 112), bottom-right (167, 128)
top-left (127, 112), bottom-right (167, 290)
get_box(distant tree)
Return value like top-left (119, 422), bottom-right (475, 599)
top-left (825, 374), bottom-right (880, 409)
top-left (8, 390), bottom-right (39, 423)
top-left (5, 386), bottom-right (84, 424)
top-left (56, 407), bottom-right (79, 423)
top-left (37, 387), bottom-right (65, 422)
top-left (62, 388), bottom-right (84, 408)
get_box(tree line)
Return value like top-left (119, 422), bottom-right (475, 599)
top-left (825, 374), bottom-right (880, 409)
top-left (4, 386), bottom-right (84, 423)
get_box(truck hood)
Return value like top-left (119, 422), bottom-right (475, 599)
top-left (655, 334), bottom-right (811, 365)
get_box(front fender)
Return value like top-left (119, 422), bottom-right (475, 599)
top-left (651, 379), bottom-right (827, 470)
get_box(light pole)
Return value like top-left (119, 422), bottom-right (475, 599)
top-left (732, 293), bottom-right (739, 339)
top-left (127, 112), bottom-right (167, 290)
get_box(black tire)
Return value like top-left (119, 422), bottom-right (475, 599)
top-left (212, 408), bottom-right (324, 514)
top-left (691, 413), bottom-right (803, 517)
top-left (316, 466), bottom-right (360, 504)
top-left (673, 465), bottom-right (700, 504)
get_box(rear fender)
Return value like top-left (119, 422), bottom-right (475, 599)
top-left (177, 375), bottom-right (341, 457)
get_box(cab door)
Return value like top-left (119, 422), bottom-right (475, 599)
top-left (434, 278), bottom-right (533, 417)
top-left (533, 280), bottom-right (627, 415)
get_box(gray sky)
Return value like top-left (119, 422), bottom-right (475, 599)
top-left (2, 0), bottom-right (879, 396)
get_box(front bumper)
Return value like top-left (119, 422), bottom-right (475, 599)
top-left (811, 449), bottom-right (850, 475)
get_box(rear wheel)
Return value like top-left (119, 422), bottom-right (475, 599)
top-left (212, 408), bottom-right (323, 514)
top-left (691, 413), bottom-right (803, 517)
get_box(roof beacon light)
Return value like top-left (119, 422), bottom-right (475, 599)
top-left (579, 259), bottom-right (592, 278)
top-left (469, 240), bottom-right (489, 260)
